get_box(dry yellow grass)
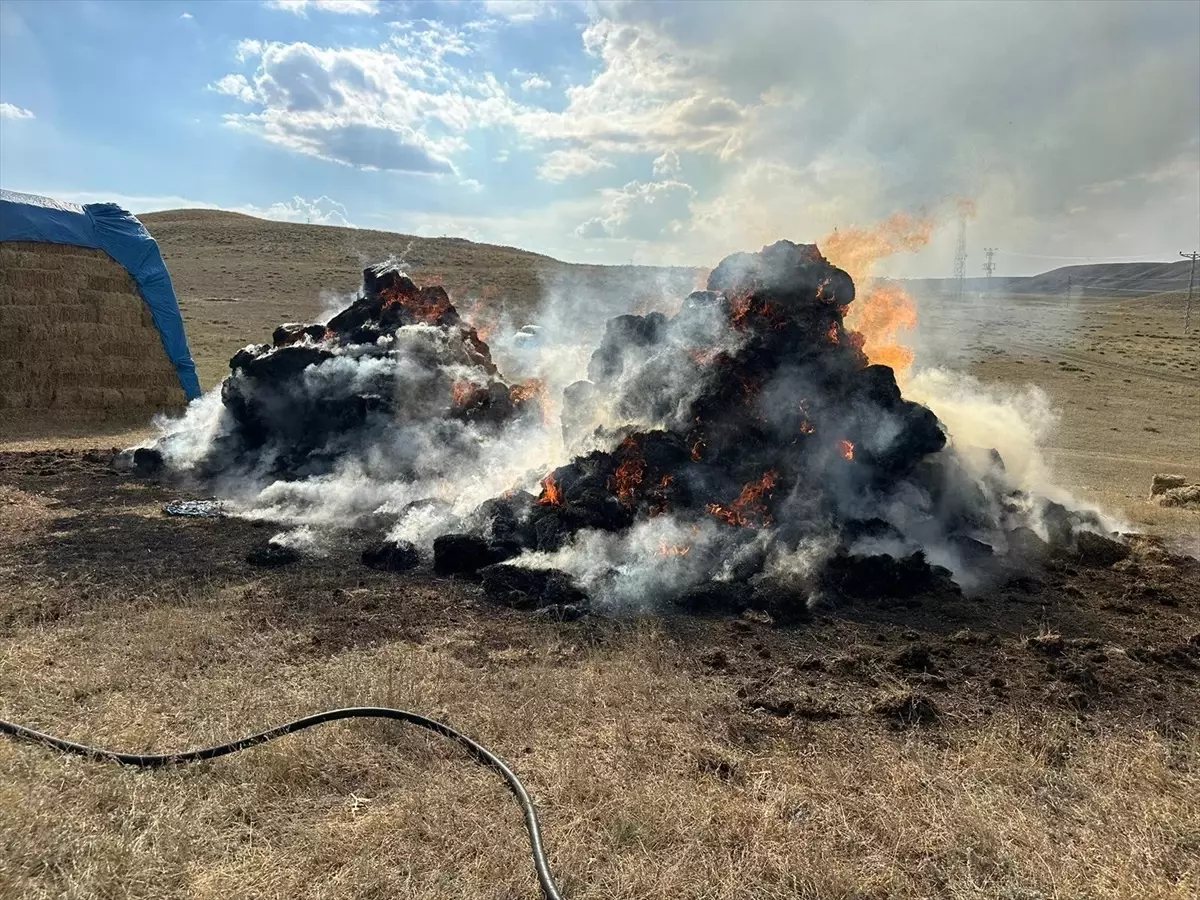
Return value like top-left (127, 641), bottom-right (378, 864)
top-left (2, 597), bottom-right (1196, 900)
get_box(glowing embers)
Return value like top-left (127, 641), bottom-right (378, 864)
top-left (509, 378), bottom-right (550, 423)
top-left (610, 437), bottom-right (646, 507)
top-left (839, 440), bottom-right (855, 461)
top-left (658, 541), bottom-right (691, 557)
top-left (706, 469), bottom-right (779, 529)
top-left (379, 281), bottom-right (455, 325)
top-left (728, 288), bottom-right (787, 332)
top-left (453, 380), bottom-right (485, 408)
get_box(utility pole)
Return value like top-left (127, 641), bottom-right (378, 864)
top-left (983, 247), bottom-right (997, 289)
top-left (1181, 250), bottom-right (1198, 333)
top-left (952, 214), bottom-right (967, 302)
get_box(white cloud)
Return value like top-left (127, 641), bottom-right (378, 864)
top-left (29, 190), bottom-right (355, 229)
top-left (0, 102), bottom-right (35, 120)
top-left (484, 1), bottom-right (554, 22)
top-left (512, 18), bottom-right (746, 179)
top-left (180, 12), bottom-right (194, 19)
top-left (213, 39), bottom-right (528, 174)
top-left (211, 74), bottom-right (256, 104)
top-left (651, 149), bottom-right (680, 178)
top-left (265, 0), bottom-right (379, 15)
top-left (576, 178), bottom-right (697, 241)
top-left (249, 195), bottom-right (354, 226)
top-left (521, 74), bottom-right (551, 92)
top-left (538, 148), bottom-right (613, 182)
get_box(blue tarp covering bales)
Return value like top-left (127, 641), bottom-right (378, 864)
top-left (0, 190), bottom-right (201, 399)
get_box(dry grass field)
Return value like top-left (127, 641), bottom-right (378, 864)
top-left (1, 215), bottom-right (1198, 900)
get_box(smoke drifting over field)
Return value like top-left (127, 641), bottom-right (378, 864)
top-left (139, 237), bottom-right (1117, 614)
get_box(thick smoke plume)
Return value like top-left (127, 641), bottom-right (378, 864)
top-left (138, 240), bottom-right (1113, 615)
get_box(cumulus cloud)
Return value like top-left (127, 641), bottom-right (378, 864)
top-left (652, 149), bottom-right (680, 178)
top-left (180, 11), bottom-right (194, 19)
top-left (538, 148), bottom-right (613, 182)
top-left (484, 0), bottom-right (554, 22)
top-left (212, 38), bottom-right (523, 174)
top-left (515, 17), bottom-right (747, 174)
top-left (0, 102), bottom-right (35, 120)
top-left (247, 195), bottom-right (354, 226)
top-left (24, 191), bottom-right (354, 229)
top-left (576, 179), bottom-right (697, 241)
top-left (265, 0), bottom-right (379, 14)
top-left (521, 74), bottom-right (551, 91)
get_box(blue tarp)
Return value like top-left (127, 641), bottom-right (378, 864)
top-left (0, 189), bottom-right (201, 399)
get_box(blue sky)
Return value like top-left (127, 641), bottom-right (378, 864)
top-left (1, 0), bottom-right (1197, 276)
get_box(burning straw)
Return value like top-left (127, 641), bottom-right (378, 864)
top-left (137, 240), bottom-right (1114, 616)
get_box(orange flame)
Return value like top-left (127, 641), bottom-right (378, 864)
top-left (611, 438), bottom-right (646, 506)
top-left (799, 419), bottom-right (815, 435)
top-left (538, 473), bottom-right (563, 506)
top-left (826, 321), bottom-right (840, 345)
top-left (690, 439), bottom-right (705, 462)
top-left (822, 213), bottom-right (933, 375)
top-left (659, 541), bottom-right (691, 558)
top-left (509, 378), bottom-right (550, 424)
top-left (839, 440), bottom-right (855, 461)
top-left (707, 469), bottom-right (778, 528)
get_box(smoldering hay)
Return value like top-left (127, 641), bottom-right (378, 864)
top-left (132, 240), bottom-right (1117, 616)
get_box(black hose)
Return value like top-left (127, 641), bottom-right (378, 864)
top-left (0, 707), bottom-right (564, 900)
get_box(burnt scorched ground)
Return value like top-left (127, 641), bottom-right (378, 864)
top-left (3, 449), bottom-right (1198, 737)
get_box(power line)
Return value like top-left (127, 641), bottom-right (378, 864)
top-left (1001, 251), bottom-right (1172, 261)
top-left (983, 247), bottom-right (997, 288)
top-left (1182, 250), bottom-right (1198, 334)
top-left (952, 214), bottom-right (967, 302)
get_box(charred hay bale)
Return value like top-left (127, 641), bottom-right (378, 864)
top-left (674, 582), bottom-right (749, 616)
top-left (820, 550), bottom-right (958, 601)
top-left (433, 533), bottom-right (514, 575)
top-left (1005, 526), bottom-right (1050, 562)
top-left (480, 564), bottom-right (586, 609)
top-left (472, 491), bottom-right (535, 543)
top-left (246, 542), bottom-right (300, 568)
top-left (131, 447), bottom-right (165, 478)
top-left (362, 540), bottom-right (420, 572)
top-left (273, 323), bottom-right (327, 347)
top-left (749, 579), bottom-right (812, 625)
top-left (363, 263), bottom-right (417, 299)
top-left (234, 344), bottom-right (334, 382)
top-left (326, 294), bottom-right (383, 338)
top-left (948, 535), bottom-right (995, 565)
top-left (1072, 531), bottom-right (1130, 567)
top-left (587, 313), bottom-right (669, 383)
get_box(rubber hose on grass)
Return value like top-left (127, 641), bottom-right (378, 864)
top-left (0, 707), bottom-right (564, 900)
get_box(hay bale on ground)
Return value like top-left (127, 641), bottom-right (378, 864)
top-left (0, 241), bottom-right (186, 421)
top-left (1150, 474), bottom-right (1189, 497)
top-left (1149, 474), bottom-right (1200, 508)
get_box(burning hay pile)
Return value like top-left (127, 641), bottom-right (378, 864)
top-left (137, 240), bottom-right (1113, 617)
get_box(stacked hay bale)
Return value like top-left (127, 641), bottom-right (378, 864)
top-left (1149, 474), bottom-right (1200, 508)
top-left (0, 241), bottom-right (187, 419)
